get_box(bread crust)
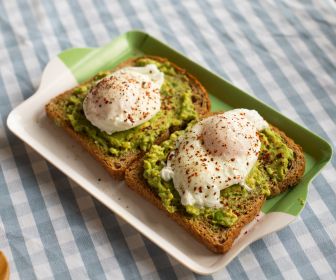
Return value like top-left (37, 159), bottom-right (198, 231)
top-left (124, 125), bottom-right (305, 253)
top-left (45, 56), bottom-right (211, 180)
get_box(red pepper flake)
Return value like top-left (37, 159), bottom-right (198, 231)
top-left (127, 114), bottom-right (134, 123)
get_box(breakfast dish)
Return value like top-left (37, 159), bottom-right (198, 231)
top-left (46, 53), bottom-right (305, 254)
top-left (45, 56), bottom-right (211, 179)
top-left (8, 31), bottom-right (331, 273)
top-left (125, 109), bottom-right (305, 253)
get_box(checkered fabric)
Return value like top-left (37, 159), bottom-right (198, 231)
top-left (1, 0), bottom-right (335, 279)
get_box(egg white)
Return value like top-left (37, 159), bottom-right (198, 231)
top-left (161, 109), bottom-right (268, 208)
top-left (83, 64), bottom-right (164, 134)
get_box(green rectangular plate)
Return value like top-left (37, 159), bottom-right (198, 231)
top-left (7, 30), bottom-right (332, 275)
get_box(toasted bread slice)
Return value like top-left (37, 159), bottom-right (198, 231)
top-left (45, 56), bottom-right (211, 179)
top-left (125, 125), bottom-right (305, 253)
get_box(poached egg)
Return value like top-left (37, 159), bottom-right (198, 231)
top-left (161, 109), bottom-right (268, 208)
top-left (83, 64), bottom-right (164, 134)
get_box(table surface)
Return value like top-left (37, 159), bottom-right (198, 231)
top-left (1, 0), bottom-right (335, 279)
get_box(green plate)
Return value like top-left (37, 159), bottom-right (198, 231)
top-left (7, 30), bottom-right (333, 274)
top-left (59, 30), bottom-right (332, 216)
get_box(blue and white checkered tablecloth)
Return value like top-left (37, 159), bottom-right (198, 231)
top-left (1, 0), bottom-right (335, 279)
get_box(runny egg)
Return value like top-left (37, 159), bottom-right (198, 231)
top-left (83, 64), bottom-right (164, 134)
top-left (161, 109), bottom-right (268, 208)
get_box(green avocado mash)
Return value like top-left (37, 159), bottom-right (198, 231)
top-left (63, 58), bottom-right (198, 156)
top-left (143, 127), bottom-right (294, 227)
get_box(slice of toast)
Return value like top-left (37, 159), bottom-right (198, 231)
top-left (125, 125), bottom-right (305, 253)
top-left (45, 56), bottom-right (211, 179)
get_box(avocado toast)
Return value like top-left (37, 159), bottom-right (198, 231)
top-left (46, 54), bottom-right (305, 255)
top-left (125, 118), bottom-right (305, 253)
top-left (45, 56), bottom-right (211, 179)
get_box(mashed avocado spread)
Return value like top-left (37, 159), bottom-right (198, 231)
top-left (63, 58), bottom-right (198, 156)
top-left (143, 127), bottom-right (294, 227)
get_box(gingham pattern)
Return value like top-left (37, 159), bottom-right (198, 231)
top-left (0, 0), bottom-right (335, 279)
